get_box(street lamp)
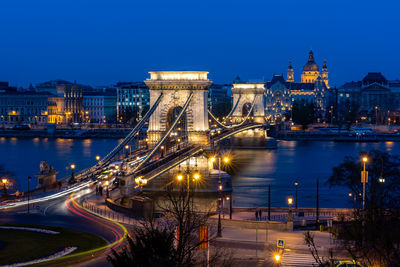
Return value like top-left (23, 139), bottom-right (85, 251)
top-left (287, 197), bottom-right (293, 208)
top-left (135, 176), bottom-right (147, 192)
top-left (379, 177), bottom-right (386, 183)
top-left (274, 253), bottom-right (281, 265)
top-left (361, 156), bottom-right (368, 210)
top-left (210, 154), bottom-right (230, 237)
top-left (69, 164), bottom-right (76, 184)
top-left (1, 178), bottom-right (8, 195)
top-left (96, 155), bottom-right (100, 161)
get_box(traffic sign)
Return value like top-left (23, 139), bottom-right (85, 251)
top-left (277, 239), bottom-right (285, 248)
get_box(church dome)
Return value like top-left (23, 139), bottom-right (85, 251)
top-left (302, 50), bottom-right (319, 72)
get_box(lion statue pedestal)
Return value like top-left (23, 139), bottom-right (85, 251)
top-left (36, 161), bottom-right (58, 189)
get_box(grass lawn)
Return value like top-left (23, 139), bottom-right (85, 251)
top-left (0, 224), bottom-right (107, 265)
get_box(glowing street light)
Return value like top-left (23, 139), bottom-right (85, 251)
top-left (70, 164), bottom-right (76, 170)
top-left (193, 172), bottom-right (200, 181)
top-left (274, 253), bottom-right (281, 263)
top-left (361, 156), bottom-right (368, 210)
top-left (176, 173), bottom-right (184, 181)
top-left (223, 157), bottom-right (229, 163)
top-left (287, 197), bottom-right (293, 208)
top-left (1, 178), bottom-right (8, 196)
top-left (96, 155), bottom-right (100, 161)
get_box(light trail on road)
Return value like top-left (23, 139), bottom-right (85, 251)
top-left (0, 182), bottom-right (91, 210)
top-left (50, 192), bottom-right (129, 264)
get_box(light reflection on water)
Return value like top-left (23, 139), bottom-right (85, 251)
top-left (1, 138), bottom-right (400, 208)
top-left (231, 140), bottom-right (400, 208)
top-left (0, 137), bottom-right (119, 191)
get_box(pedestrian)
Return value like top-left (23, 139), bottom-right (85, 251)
top-left (259, 210), bottom-right (262, 220)
top-left (255, 210), bottom-right (258, 221)
top-left (95, 186), bottom-right (98, 195)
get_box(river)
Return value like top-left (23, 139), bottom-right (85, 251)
top-left (1, 137), bottom-right (399, 208)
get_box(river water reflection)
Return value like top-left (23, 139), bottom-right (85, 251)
top-left (1, 137), bottom-right (399, 208)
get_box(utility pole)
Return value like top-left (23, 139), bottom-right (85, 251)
top-left (316, 179), bottom-right (319, 230)
top-left (268, 184), bottom-right (271, 221)
top-left (27, 176), bottom-right (31, 214)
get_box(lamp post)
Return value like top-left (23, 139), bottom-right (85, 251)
top-left (210, 154), bottom-right (230, 237)
top-left (96, 155), bottom-right (100, 162)
top-left (1, 178), bottom-right (8, 196)
top-left (287, 196), bottom-right (293, 221)
top-left (361, 156), bottom-right (368, 210)
top-left (27, 176), bottom-right (31, 214)
top-left (176, 164), bottom-right (201, 200)
top-left (294, 181), bottom-right (299, 210)
top-left (70, 163), bottom-right (76, 184)
top-left (135, 176), bottom-right (148, 192)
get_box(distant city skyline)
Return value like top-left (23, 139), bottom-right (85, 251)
top-left (1, 0), bottom-right (399, 87)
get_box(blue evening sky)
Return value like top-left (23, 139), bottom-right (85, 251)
top-left (0, 0), bottom-right (399, 87)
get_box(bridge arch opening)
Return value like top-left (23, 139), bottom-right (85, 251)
top-left (242, 102), bottom-right (253, 117)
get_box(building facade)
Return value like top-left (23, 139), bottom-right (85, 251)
top-left (265, 50), bottom-right (330, 121)
top-left (116, 82), bottom-right (150, 123)
top-left (338, 72), bottom-right (400, 123)
top-left (0, 90), bottom-right (51, 126)
top-left (83, 90), bottom-right (117, 123)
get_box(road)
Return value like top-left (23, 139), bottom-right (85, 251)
top-left (0, 186), bottom-right (127, 267)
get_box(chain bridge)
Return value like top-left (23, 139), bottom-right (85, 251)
top-left (72, 71), bottom-right (268, 199)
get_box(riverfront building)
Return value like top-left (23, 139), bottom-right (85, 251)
top-left (0, 89), bottom-right (51, 126)
top-left (264, 50), bottom-right (330, 121)
top-left (116, 82), bottom-right (150, 124)
top-left (338, 72), bottom-right (400, 123)
top-left (83, 90), bottom-right (117, 123)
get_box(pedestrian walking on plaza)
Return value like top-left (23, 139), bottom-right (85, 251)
top-left (255, 210), bottom-right (258, 221)
top-left (259, 210), bottom-right (262, 220)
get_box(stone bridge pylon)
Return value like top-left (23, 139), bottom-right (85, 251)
top-left (230, 83), bottom-right (266, 123)
top-left (145, 71), bottom-right (212, 147)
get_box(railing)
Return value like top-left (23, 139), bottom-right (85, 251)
top-left (82, 201), bottom-right (140, 225)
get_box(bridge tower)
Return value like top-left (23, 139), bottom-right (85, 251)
top-left (145, 71), bottom-right (212, 147)
top-left (231, 83), bottom-right (266, 123)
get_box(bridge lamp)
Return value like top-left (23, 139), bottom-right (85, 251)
top-left (177, 138), bottom-right (181, 143)
top-left (161, 146), bottom-right (165, 150)
top-left (115, 165), bottom-right (119, 170)
top-left (135, 177), bottom-right (142, 184)
top-left (176, 174), bottom-right (184, 181)
top-left (1, 178), bottom-right (7, 185)
top-left (223, 157), bottom-right (230, 164)
top-left (105, 180), bottom-right (109, 186)
top-left (125, 145), bottom-right (129, 150)
top-left (141, 178), bottom-right (148, 185)
top-left (96, 155), bottom-right (100, 161)
top-left (136, 156), bottom-right (140, 160)
top-left (210, 157), bottom-right (216, 163)
top-left (219, 184), bottom-right (223, 191)
top-left (379, 177), bottom-right (386, 183)
top-left (362, 156), bottom-right (368, 163)
top-left (193, 172), bottom-right (200, 181)
top-left (70, 164), bottom-right (76, 170)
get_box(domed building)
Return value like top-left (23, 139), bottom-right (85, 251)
top-left (300, 50), bottom-right (329, 88)
top-left (264, 50), bottom-right (330, 122)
